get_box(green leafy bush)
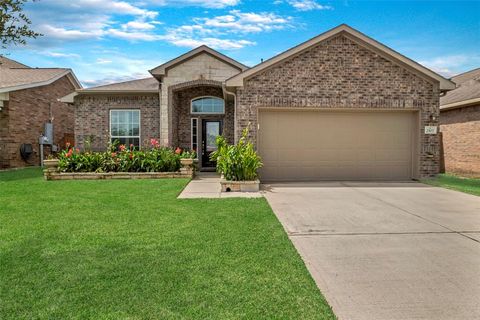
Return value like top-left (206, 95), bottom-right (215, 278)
top-left (210, 128), bottom-right (263, 181)
top-left (58, 140), bottom-right (181, 173)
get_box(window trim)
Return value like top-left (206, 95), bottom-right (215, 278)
top-left (190, 96), bottom-right (225, 114)
top-left (109, 109), bottom-right (141, 147)
top-left (191, 118), bottom-right (199, 159)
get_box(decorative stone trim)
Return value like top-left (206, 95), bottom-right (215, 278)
top-left (43, 159), bottom-right (194, 180)
top-left (220, 179), bottom-right (260, 192)
top-left (44, 171), bottom-right (193, 181)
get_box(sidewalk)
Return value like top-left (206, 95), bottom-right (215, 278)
top-left (178, 172), bottom-right (263, 199)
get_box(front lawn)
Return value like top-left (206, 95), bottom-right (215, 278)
top-left (0, 168), bottom-right (334, 319)
top-left (423, 173), bottom-right (480, 196)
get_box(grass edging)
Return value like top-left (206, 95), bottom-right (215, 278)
top-left (422, 174), bottom-right (480, 196)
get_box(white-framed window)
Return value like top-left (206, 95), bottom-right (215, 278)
top-left (110, 109), bottom-right (140, 148)
top-left (191, 118), bottom-right (199, 158)
top-left (191, 96), bottom-right (225, 114)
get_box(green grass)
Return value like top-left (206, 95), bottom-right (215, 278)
top-left (423, 174), bottom-right (480, 196)
top-left (0, 168), bottom-right (334, 320)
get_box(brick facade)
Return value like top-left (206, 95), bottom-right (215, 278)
top-left (74, 94), bottom-right (160, 151)
top-left (159, 52), bottom-right (242, 145)
top-left (0, 76), bottom-right (76, 169)
top-left (171, 85), bottom-right (234, 153)
top-left (440, 104), bottom-right (480, 177)
top-left (235, 34), bottom-right (441, 178)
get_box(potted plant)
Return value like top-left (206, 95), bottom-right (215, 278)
top-left (43, 154), bottom-right (59, 170)
top-left (210, 128), bottom-right (263, 192)
top-left (177, 148), bottom-right (196, 167)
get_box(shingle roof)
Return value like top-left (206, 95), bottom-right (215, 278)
top-left (0, 68), bottom-right (72, 89)
top-left (81, 77), bottom-right (159, 92)
top-left (440, 68), bottom-right (480, 108)
top-left (0, 56), bottom-right (29, 69)
top-left (0, 57), bottom-right (81, 92)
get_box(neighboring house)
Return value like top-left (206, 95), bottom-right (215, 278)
top-left (62, 24), bottom-right (455, 181)
top-left (0, 57), bottom-right (81, 169)
top-left (440, 68), bottom-right (480, 177)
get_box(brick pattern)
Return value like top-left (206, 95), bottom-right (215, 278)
top-left (159, 53), bottom-right (242, 145)
top-left (74, 94), bottom-right (160, 151)
top-left (236, 34), bottom-right (441, 178)
top-left (172, 85), bottom-right (234, 159)
top-left (440, 104), bottom-right (480, 177)
top-left (0, 76), bottom-right (76, 169)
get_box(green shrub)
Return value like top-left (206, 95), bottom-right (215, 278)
top-left (210, 128), bottom-right (263, 181)
top-left (57, 140), bottom-right (181, 173)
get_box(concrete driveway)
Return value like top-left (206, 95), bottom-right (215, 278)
top-left (264, 182), bottom-right (480, 320)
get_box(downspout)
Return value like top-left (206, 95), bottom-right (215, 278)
top-left (223, 85), bottom-right (237, 143)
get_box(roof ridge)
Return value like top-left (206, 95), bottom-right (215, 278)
top-left (86, 76), bottom-right (156, 89)
top-left (451, 67), bottom-right (480, 79)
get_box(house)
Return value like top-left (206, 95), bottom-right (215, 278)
top-left (0, 56), bottom-right (81, 169)
top-left (440, 68), bottom-right (480, 177)
top-left (62, 24), bottom-right (455, 181)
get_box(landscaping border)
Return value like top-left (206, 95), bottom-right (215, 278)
top-left (43, 160), bottom-right (195, 180)
top-left (44, 171), bottom-right (193, 180)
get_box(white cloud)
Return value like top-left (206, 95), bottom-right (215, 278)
top-left (419, 55), bottom-right (480, 78)
top-left (95, 58), bottom-right (113, 64)
top-left (37, 25), bottom-right (103, 40)
top-left (164, 35), bottom-right (255, 50)
top-left (159, 10), bottom-right (291, 49)
top-left (78, 56), bottom-right (158, 87)
top-left (40, 51), bottom-right (81, 58)
top-left (277, 0), bottom-right (332, 11)
top-left (26, 0), bottom-right (160, 43)
top-left (199, 10), bottom-right (292, 33)
top-left (122, 21), bottom-right (158, 31)
top-left (107, 29), bottom-right (162, 41)
top-left (51, 0), bottom-right (158, 18)
top-left (147, 0), bottom-right (240, 9)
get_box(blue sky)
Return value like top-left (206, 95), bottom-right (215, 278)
top-left (5, 0), bottom-right (479, 87)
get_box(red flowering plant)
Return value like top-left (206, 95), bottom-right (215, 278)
top-left (57, 138), bottom-right (182, 173)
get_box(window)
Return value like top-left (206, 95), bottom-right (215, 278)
top-left (191, 118), bottom-right (198, 157)
top-left (191, 97), bottom-right (224, 114)
top-left (110, 110), bottom-right (140, 148)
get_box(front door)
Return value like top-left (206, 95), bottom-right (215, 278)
top-left (202, 120), bottom-right (222, 168)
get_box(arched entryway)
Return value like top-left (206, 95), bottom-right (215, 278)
top-left (169, 80), bottom-right (234, 170)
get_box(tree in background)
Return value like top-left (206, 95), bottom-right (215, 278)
top-left (0, 0), bottom-right (41, 49)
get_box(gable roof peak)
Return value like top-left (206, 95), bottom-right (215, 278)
top-left (149, 45), bottom-right (248, 77)
top-left (226, 24), bottom-right (455, 91)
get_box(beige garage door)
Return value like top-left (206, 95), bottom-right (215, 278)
top-left (258, 110), bottom-right (417, 181)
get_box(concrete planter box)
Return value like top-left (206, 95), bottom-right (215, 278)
top-left (43, 159), bottom-right (59, 170)
top-left (180, 158), bottom-right (194, 167)
top-left (220, 179), bottom-right (260, 192)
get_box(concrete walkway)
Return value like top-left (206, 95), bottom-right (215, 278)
top-left (178, 172), bottom-right (263, 199)
top-left (264, 181), bottom-right (480, 320)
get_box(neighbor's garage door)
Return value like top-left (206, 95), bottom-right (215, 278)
top-left (258, 110), bottom-right (416, 181)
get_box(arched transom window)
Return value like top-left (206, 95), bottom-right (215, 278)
top-left (191, 96), bottom-right (225, 114)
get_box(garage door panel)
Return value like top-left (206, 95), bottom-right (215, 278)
top-left (258, 110), bottom-right (415, 181)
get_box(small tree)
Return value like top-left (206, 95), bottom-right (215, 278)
top-left (0, 0), bottom-right (41, 49)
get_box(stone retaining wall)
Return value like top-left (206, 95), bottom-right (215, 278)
top-left (44, 171), bottom-right (193, 181)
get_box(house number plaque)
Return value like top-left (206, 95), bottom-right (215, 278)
top-left (424, 126), bottom-right (438, 135)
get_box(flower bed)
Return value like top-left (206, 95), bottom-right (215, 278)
top-left (44, 140), bottom-right (196, 180)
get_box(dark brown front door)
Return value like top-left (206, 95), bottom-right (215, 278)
top-left (202, 120), bottom-right (222, 168)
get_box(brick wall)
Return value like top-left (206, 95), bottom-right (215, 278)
top-left (0, 76), bottom-right (76, 169)
top-left (159, 52), bottom-right (242, 145)
top-left (74, 94), bottom-right (160, 151)
top-left (236, 34), bottom-right (441, 178)
top-left (440, 104), bottom-right (480, 177)
top-left (172, 85), bottom-right (234, 153)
